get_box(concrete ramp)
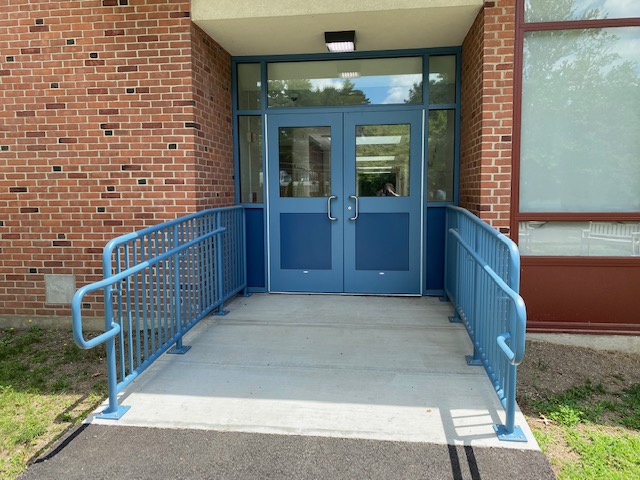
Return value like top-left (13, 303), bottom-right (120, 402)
top-left (89, 294), bottom-right (537, 450)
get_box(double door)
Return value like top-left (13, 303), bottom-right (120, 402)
top-left (268, 111), bottom-right (423, 294)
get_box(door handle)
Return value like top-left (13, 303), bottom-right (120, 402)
top-left (328, 195), bottom-right (337, 221)
top-left (349, 195), bottom-right (358, 221)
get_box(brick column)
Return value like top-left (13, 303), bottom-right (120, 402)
top-left (460, 0), bottom-right (516, 233)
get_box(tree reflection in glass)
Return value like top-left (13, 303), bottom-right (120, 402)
top-left (520, 20), bottom-right (640, 212)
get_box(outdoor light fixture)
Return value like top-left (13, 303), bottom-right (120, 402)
top-left (325, 30), bottom-right (356, 53)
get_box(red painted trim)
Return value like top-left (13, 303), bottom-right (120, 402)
top-left (527, 321), bottom-right (640, 335)
top-left (522, 257), bottom-right (640, 267)
top-left (509, 0), bottom-right (525, 244)
top-left (522, 18), bottom-right (640, 31)
top-left (516, 213), bottom-right (640, 221)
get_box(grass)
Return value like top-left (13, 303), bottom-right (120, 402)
top-left (523, 380), bottom-right (640, 479)
top-left (0, 327), bottom-right (107, 480)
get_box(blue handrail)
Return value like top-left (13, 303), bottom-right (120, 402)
top-left (72, 206), bottom-right (246, 419)
top-left (444, 206), bottom-right (527, 442)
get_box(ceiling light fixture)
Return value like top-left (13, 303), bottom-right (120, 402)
top-left (325, 30), bottom-right (356, 53)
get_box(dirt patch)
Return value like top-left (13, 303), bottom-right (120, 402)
top-left (518, 340), bottom-right (640, 405)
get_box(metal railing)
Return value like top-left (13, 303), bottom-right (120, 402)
top-left (444, 206), bottom-right (527, 442)
top-left (72, 206), bottom-right (246, 419)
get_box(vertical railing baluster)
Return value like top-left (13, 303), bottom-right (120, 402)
top-left (124, 243), bottom-right (134, 376)
top-left (141, 235), bottom-right (149, 360)
top-left (133, 239), bottom-right (141, 370)
top-left (116, 247), bottom-right (125, 383)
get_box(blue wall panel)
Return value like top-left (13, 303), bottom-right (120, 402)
top-left (426, 207), bottom-right (446, 292)
top-left (246, 208), bottom-right (265, 288)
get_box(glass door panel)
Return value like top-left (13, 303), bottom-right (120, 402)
top-left (355, 123), bottom-right (411, 197)
top-left (277, 126), bottom-right (332, 198)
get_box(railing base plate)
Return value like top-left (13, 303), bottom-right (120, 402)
top-left (493, 424), bottom-right (527, 442)
top-left (465, 355), bottom-right (483, 366)
top-left (448, 315), bottom-right (462, 324)
top-left (96, 405), bottom-right (130, 420)
top-left (168, 345), bottom-right (191, 355)
top-left (214, 309), bottom-right (230, 316)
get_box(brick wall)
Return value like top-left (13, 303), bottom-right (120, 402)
top-left (190, 24), bottom-right (234, 210)
top-left (0, 0), bottom-right (233, 318)
top-left (460, 0), bottom-right (515, 233)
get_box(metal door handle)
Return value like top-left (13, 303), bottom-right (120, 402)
top-left (349, 195), bottom-right (358, 221)
top-left (328, 195), bottom-right (337, 221)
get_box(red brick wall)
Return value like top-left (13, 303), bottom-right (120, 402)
top-left (460, 1), bottom-right (515, 233)
top-left (190, 24), bottom-right (234, 210)
top-left (0, 0), bottom-right (233, 318)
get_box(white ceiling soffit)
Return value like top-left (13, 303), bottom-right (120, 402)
top-left (191, 0), bottom-right (484, 56)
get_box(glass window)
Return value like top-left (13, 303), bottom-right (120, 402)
top-left (429, 56), bottom-right (456, 104)
top-left (237, 63), bottom-right (261, 110)
top-left (525, 0), bottom-right (640, 23)
top-left (267, 57), bottom-right (423, 107)
top-left (355, 124), bottom-right (410, 197)
top-left (238, 116), bottom-right (263, 203)
top-left (519, 27), bottom-right (640, 213)
top-left (428, 110), bottom-right (455, 202)
top-left (278, 126), bottom-right (331, 198)
top-left (518, 221), bottom-right (640, 257)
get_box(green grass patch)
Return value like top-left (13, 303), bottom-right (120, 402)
top-left (0, 327), bottom-right (106, 480)
top-left (532, 381), bottom-right (609, 426)
top-left (527, 377), bottom-right (640, 479)
top-left (558, 428), bottom-right (640, 479)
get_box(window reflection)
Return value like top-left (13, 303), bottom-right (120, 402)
top-left (278, 127), bottom-right (331, 198)
top-left (428, 110), bottom-right (455, 202)
top-left (238, 116), bottom-right (263, 203)
top-left (520, 27), bottom-right (640, 212)
top-left (525, 0), bottom-right (640, 23)
top-left (237, 63), bottom-right (261, 111)
top-left (355, 124), bottom-right (410, 197)
top-left (429, 56), bottom-right (456, 104)
top-left (519, 221), bottom-right (640, 257)
top-left (268, 57), bottom-right (423, 107)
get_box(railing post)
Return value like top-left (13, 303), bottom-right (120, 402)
top-left (240, 208), bottom-right (251, 297)
top-left (96, 267), bottom-right (130, 419)
top-left (169, 223), bottom-right (191, 354)
top-left (446, 209), bottom-right (463, 323)
top-left (215, 211), bottom-right (230, 316)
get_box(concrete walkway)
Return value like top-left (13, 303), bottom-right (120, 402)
top-left (22, 294), bottom-right (554, 479)
top-left (91, 294), bottom-right (536, 448)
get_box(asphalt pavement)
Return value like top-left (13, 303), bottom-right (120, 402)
top-left (20, 424), bottom-right (555, 480)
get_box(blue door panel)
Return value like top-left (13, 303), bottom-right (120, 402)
top-left (355, 213), bottom-right (409, 271)
top-left (280, 213), bottom-right (332, 270)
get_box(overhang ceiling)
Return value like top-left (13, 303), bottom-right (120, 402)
top-left (191, 0), bottom-right (483, 56)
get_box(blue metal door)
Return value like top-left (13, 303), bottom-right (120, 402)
top-left (267, 114), bottom-right (344, 292)
top-left (343, 111), bottom-right (423, 294)
top-left (268, 111), bottom-right (422, 294)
